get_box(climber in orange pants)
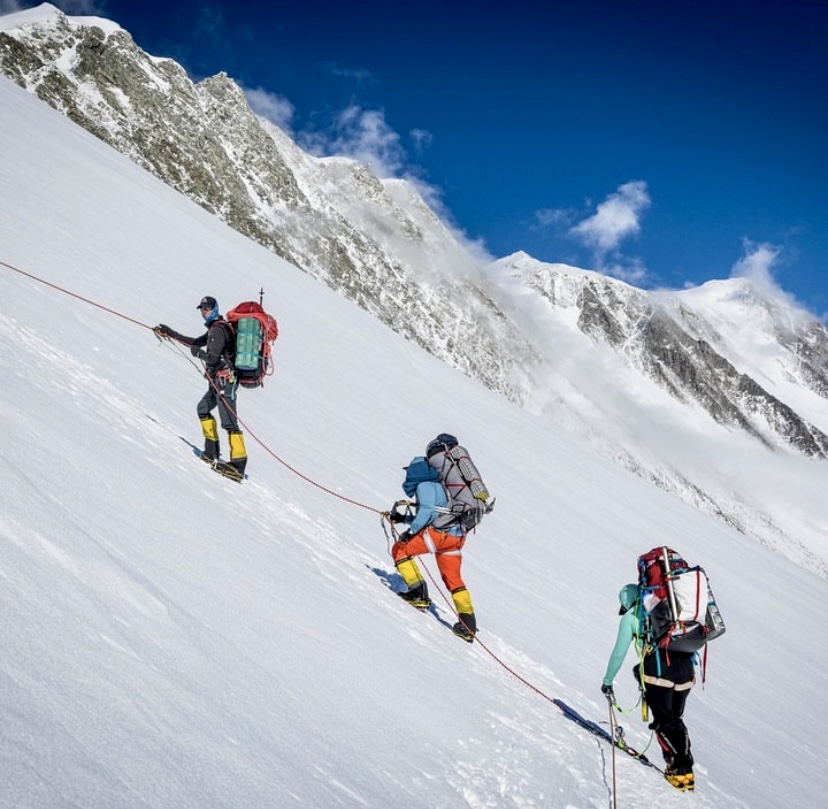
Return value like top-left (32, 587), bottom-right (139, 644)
top-left (389, 456), bottom-right (476, 642)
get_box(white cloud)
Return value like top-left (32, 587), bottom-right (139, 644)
top-left (600, 256), bottom-right (648, 285)
top-left (570, 180), bottom-right (650, 253)
top-left (537, 181), bottom-right (652, 283)
top-left (300, 105), bottom-right (406, 179)
top-left (730, 239), bottom-right (781, 289)
top-left (729, 239), bottom-right (821, 321)
top-left (288, 105), bottom-right (483, 260)
top-left (534, 207), bottom-right (574, 228)
top-left (729, 239), bottom-right (805, 312)
top-left (244, 87), bottom-right (295, 133)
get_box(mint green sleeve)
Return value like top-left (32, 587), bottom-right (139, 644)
top-left (602, 611), bottom-right (636, 686)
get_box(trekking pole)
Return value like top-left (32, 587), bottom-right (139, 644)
top-left (606, 692), bottom-right (618, 809)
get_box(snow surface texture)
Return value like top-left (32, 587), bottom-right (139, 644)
top-left (1, 75), bottom-right (827, 808)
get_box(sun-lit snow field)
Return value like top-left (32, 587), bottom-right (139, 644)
top-left (2, 75), bottom-right (827, 808)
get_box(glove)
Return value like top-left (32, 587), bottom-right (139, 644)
top-left (389, 512), bottom-right (407, 524)
top-left (397, 530), bottom-right (412, 543)
top-left (601, 683), bottom-right (615, 699)
top-left (153, 324), bottom-right (174, 339)
top-left (190, 345), bottom-right (205, 359)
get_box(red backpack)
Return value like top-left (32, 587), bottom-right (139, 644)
top-left (637, 546), bottom-right (726, 654)
top-left (225, 301), bottom-right (278, 388)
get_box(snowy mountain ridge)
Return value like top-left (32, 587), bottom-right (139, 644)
top-left (2, 3), bottom-right (828, 576)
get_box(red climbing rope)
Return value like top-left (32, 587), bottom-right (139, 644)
top-left (2, 257), bottom-right (383, 514)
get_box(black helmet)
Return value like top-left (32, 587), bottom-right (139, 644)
top-left (426, 433), bottom-right (458, 458)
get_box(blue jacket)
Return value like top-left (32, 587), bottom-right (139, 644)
top-left (407, 480), bottom-right (463, 537)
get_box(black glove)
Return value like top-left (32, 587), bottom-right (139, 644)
top-left (153, 324), bottom-right (174, 339)
top-left (397, 529), bottom-right (412, 542)
top-left (601, 683), bottom-right (615, 699)
top-left (190, 345), bottom-right (204, 358)
top-left (389, 512), bottom-right (407, 524)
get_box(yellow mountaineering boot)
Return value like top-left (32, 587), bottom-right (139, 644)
top-left (664, 766), bottom-right (695, 792)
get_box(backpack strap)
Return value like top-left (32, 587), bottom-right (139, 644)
top-left (211, 319), bottom-right (236, 367)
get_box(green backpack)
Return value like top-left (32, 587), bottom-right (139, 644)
top-left (226, 301), bottom-right (279, 388)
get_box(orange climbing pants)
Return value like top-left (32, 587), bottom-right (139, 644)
top-left (392, 526), bottom-right (467, 593)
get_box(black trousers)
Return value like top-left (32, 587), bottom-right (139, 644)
top-left (633, 652), bottom-right (695, 769)
top-left (196, 381), bottom-right (240, 432)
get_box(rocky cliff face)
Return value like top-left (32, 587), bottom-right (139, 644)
top-left (510, 256), bottom-right (828, 458)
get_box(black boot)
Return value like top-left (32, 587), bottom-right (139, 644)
top-left (452, 612), bottom-right (476, 643)
top-left (398, 582), bottom-right (431, 610)
top-left (200, 439), bottom-right (220, 463)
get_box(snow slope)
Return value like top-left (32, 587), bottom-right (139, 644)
top-left (1, 75), bottom-right (827, 808)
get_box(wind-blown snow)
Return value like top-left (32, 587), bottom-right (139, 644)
top-left (0, 2), bottom-right (119, 35)
top-left (1, 74), bottom-right (827, 808)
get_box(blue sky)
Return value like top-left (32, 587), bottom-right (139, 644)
top-left (14, 0), bottom-right (828, 315)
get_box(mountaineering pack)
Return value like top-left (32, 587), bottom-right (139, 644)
top-left (637, 546), bottom-right (726, 654)
top-left (225, 301), bottom-right (279, 388)
top-left (426, 434), bottom-right (494, 531)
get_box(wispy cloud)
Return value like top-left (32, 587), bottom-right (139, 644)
top-left (299, 105), bottom-right (406, 179)
top-left (730, 240), bottom-right (781, 288)
top-left (290, 104), bottom-right (485, 260)
top-left (729, 239), bottom-right (819, 319)
top-left (536, 181), bottom-right (651, 283)
top-left (244, 87), bottom-right (295, 133)
top-left (194, 3), bottom-right (224, 43)
top-left (321, 61), bottom-right (376, 87)
top-left (534, 207), bottom-right (575, 229)
top-left (409, 128), bottom-right (433, 156)
top-left (570, 180), bottom-right (650, 253)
